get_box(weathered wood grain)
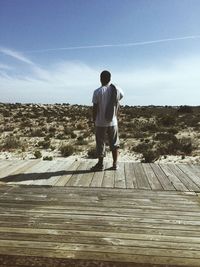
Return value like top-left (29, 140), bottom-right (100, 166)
top-left (124, 162), bottom-right (135, 189)
top-left (134, 163), bottom-right (151, 189)
top-left (178, 164), bottom-right (200, 188)
top-left (142, 163), bottom-right (163, 190)
top-left (0, 185), bottom-right (200, 266)
top-left (150, 163), bottom-right (176, 190)
top-left (0, 160), bottom-right (199, 194)
top-left (114, 162), bottom-right (126, 188)
top-left (167, 164), bottom-right (200, 192)
top-left (102, 163), bottom-right (115, 188)
top-left (159, 164), bottom-right (188, 191)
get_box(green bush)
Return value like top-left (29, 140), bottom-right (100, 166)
top-left (49, 126), bottom-right (56, 133)
top-left (139, 121), bottom-right (158, 133)
top-left (132, 142), bottom-right (153, 154)
top-left (3, 135), bottom-right (21, 150)
top-left (167, 127), bottom-right (179, 135)
top-left (142, 150), bottom-right (158, 163)
top-left (179, 138), bottom-right (193, 155)
top-left (120, 132), bottom-right (128, 138)
top-left (37, 140), bottom-right (51, 149)
top-left (30, 128), bottom-right (45, 137)
top-left (156, 141), bottom-right (178, 155)
top-left (43, 156), bottom-right (53, 161)
top-left (154, 132), bottom-right (177, 142)
top-left (76, 136), bottom-right (88, 145)
top-left (60, 144), bottom-right (74, 157)
top-left (34, 150), bottom-right (42, 159)
top-left (56, 133), bottom-right (66, 140)
top-left (158, 115), bottom-right (176, 127)
top-left (76, 139), bottom-right (88, 145)
top-left (87, 147), bottom-right (97, 159)
top-left (178, 105), bottom-right (193, 113)
top-left (64, 127), bottom-right (73, 135)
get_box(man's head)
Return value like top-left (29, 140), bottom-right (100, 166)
top-left (100, 70), bottom-right (111, 86)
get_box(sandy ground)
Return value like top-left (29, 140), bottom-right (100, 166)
top-left (0, 149), bottom-right (199, 164)
top-left (0, 104), bottom-right (199, 165)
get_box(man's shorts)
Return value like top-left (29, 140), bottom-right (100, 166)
top-left (95, 125), bottom-right (120, 158)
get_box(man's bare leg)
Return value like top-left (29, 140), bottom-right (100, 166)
top-left (98, 157), bottom-right (104, 166)
top-left (112, 148), bottom-right (119, 167)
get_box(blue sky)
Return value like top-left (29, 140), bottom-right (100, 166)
top-left (0, 0), bottom-right (200, 105)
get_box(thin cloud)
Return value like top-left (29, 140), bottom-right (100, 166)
top-left (0, 63), bottom-right (13, 70)
top-left (1, 56), bottom-right (200, 105)
top-left (25, 35), bottom-right (200, 53)
top-left (0, 47), bottom-right (34, 65)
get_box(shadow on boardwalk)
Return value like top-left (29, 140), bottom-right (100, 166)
top-left (1, 168), bottom-right (114, 183)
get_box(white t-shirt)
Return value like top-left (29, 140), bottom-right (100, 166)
top-left (92, 84), bottom-right (124, 127)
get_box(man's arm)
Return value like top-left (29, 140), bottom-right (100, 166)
top-left (92, 103), bottom-right (98, 122)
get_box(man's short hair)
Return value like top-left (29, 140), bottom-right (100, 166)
top-left (100, 70), bottom-right (111, 84)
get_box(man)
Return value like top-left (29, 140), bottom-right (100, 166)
top-left (91, 70), bottom-right (124, 171)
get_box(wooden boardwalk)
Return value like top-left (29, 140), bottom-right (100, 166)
top-left (0, 159), bottom-right (200, 266)
top-left (0, 159), bottom-right (200, 191)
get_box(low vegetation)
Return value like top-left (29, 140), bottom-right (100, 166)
top-left (0, 103), bottom-right (199, 162)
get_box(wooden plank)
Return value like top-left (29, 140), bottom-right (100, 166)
top-left (1, 230), bottom-right (200, 251)
top-left (65, 161), bottom-right (82, 186)
top-left (0, 184), bottom-right (200, 267)
top-left (159, 164), bottom-right (188, 191)
top-left (5, 160), bottom-right (50, 185)
top-left (1, 196), bottom-right (200, 214)
top-left (0, 190), bottom-right (197, 207)
top-left (3, 160), bottom-right (41, 184)
top-left (0, 160), bottom-right (12, 171)
top-left (134, 163), bottom-right (151, 190)
top-left (0, 160), bottom-right (29, 180)
top-left (8, 160), bottom-right (40, 175)
top-left (168, 164), bottom-right (200, 192)
top-left (1, 216), bottom-right (200, 235)
top-left (102, 163), bottom-right (115, 188)
top-left (0, 240), bottom-right (199, 260)
top-left (189, 164), bottom-right (200, 176)
top-left (178, 164), bottom-right (200, 188)
top-left (17, 160), bottom-right (54, 185)
top-left (0, 248), bottom-right (199, 267)
top-left (4, 185), bottom-right (196, 201)
top-left (75, 161), bottom-right (94, 187)
top-left (29, 160), bottom-right (59, 186)
top-left (1, 196), bottom-right (199, 215)
top-left (114, 162), bottom-right (126, 188)
top-left (90, 164), bottom-right (104, 188)
top-left (69, 161), bottom-right (90, 187)
top-left (130, 163), bottom-right (138, 188)
top-left (1, 227), bottom-right (200, 244)
top-left (35, 160), bottom-right (68, 186)
top-left (1, 199), bottom-right (200, 221)
top-left (142, 163), bottom-right (163, 190)
top-left (0, 215), bottom-right (200, 237)
top-left (53, 159), bottom-right (76, 186)
top-left (124, 162), bottom-right (134, 189)
top-left (150, 163), bottom-right (176, 191)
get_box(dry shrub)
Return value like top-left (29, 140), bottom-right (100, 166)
top-left (3, 135), bottom-right (21, 150)
top-left (60, 144), bottom-right (74, 157)
top-left (87, 147), bottom-right (97, 159)
top-left (142, 150), bottom-right (158, 163)
top-left (34, 150), bottom-right (42, 159)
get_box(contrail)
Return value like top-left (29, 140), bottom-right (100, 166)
top-left (0, 47), bottom-right (34, 65)
top-left (25, 35), bottom-right (200, 53)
